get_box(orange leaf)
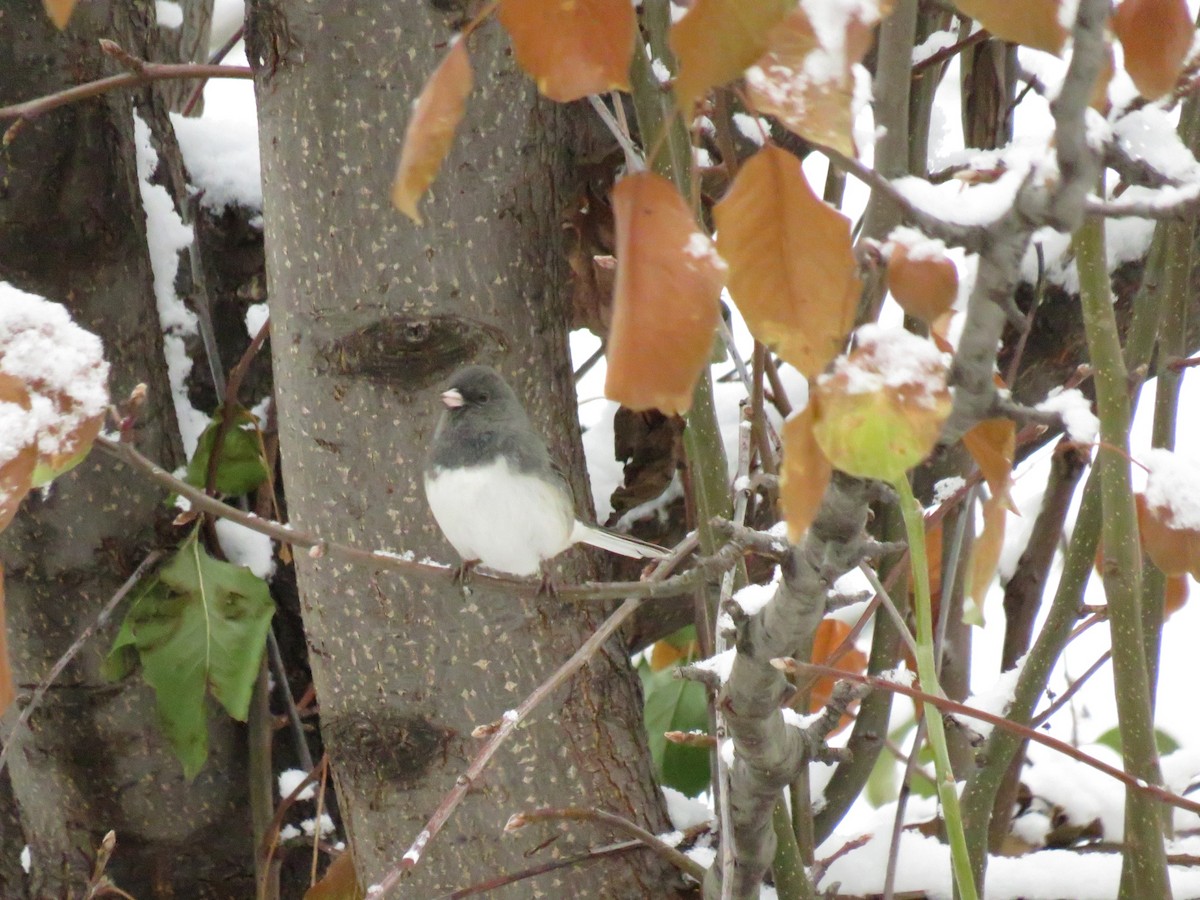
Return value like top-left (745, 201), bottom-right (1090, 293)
top-left (1165, 574), bottom-right (1189, 617)
top-left (1136, 493), bottom-right (1200, 580)
top-left (745, 3), bottom-right (888, 157)
top-left (670, 0), bottom-right (793, 112)
top-left (963, 418), bottom-right (1016, 511)
top-left (0, 374), bottom-right (37, 534)
top-left (42, 0), bottom-right (77, 29)
top-left (0, 566), bottom-right (12, 716)
top-left (952, 0), bottom-right (1068, 55)
top-left (781, 406), bottom-right (832, 541)
top-left (715, 145), bottom-right (859, 378)
top-left (392, 40), bottom-right (473, 225)
top-left (304, 850), bottom-right (364, 900)
top-left (1113, 0), bottom-right (1193, 100)
top-left (886, 229), bottom-right (959, 324)
top-left (955, 0), bottom-right (1070, 54)
top-left (604, 172), bottom-right (725, 414)
top-left (807, 619), bottom-right (867, 733)
top-left (966, 494), bottom-right (1006, 624)
top-left (498, 0), bottom-right (635, 102)
top-left (924, 519), bottom-right (945, 618)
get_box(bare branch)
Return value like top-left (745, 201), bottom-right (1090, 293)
top-left (94, 435), bottom-right (735, 602)
top-left (774, 659), bottom-right (1200, 819)
top-left (505, 806), bottom-right (706, 882)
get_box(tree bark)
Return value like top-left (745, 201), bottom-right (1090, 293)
top-left (251, 1), bottom-right (675, 895)
top-left (0, 2), bottom-right (256, 895)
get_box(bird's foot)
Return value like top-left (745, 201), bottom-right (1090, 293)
top-left (536, 567), bottom-right (560, 598)
top-left (454, 560), bottom-right (479, 594)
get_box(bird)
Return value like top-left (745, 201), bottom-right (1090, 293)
top-left (423, 365), bottom-right (668, 579)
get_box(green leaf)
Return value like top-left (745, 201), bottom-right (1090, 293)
top-left (185, 406), bottom-right (269, 496)
top-left (640, 662), bottom-right (712, 797)
top-left (106, 529), bottom-right (275, 778)
top-left (101, 578), bottom-right (158, 681)
top-left (1095, 726), bottom-right (1179, 757)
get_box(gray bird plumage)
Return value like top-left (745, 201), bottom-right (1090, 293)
top-left (423, 365), bottom-right (667, 577)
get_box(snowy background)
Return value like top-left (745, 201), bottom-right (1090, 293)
top-left (7, 0), bottom-right (1195, 896)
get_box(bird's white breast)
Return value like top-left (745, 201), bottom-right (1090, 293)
top-left (424, 458), bottom-right (575, 576)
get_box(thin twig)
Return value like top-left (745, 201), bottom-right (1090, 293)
top-left (1031, 649), bottom-right (1112, 728)
top-left (774, 659), bottom-right (1200, 818)
top-left (587, 95), bottom-right (643, 172)
top-left (433, 841), bottom-right (644, 899)
top-left (95, 435), bottom-right (728, 602)
top-left (858, 563), bottom-right (918, 660)
top-left (505, 806), bottom-right (706, 882)
top-left (0, 550), bottom-right (164, 776)
top-left (182, 25), bottom-right (247, 115)
top-left (0, 62), bottom-right (252, 128)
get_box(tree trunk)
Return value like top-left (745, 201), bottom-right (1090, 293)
top-left (0, 2), bottom-right (256, 895)
top-left (251, 1), bottom-right (675, 894)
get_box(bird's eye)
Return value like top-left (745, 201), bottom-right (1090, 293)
top-left (477, 392), bottom-right (490, 402)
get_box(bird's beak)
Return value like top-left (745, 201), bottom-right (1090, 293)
top-left (441, 388), bottom-right (464, 409)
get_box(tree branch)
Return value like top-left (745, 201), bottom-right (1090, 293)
top-left (505, 806), bottom-right (705, 882)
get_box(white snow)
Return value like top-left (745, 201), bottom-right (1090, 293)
top-left (821, 324), bottom-right (949, 401)
top-left (1142, 447), bottom-right (1200, 529)
top-left (663, 786), bottom-right (713, 830)
top-left (133, 113), bottom-right (209, 456)
top-left (886, 225), bottom-right (950, 262)
top-left (1036, 387), bottom-right (1099, 444)
top-left (278, 768), bottom-right (315, 801)
top-left (953, 656), bottom-right (1025, 739)
top-left (695, 648), bottom-right (737, 682)
top-left (300, 813), bottom-right (336, 838)
top-left (912, 28), bottom-right (958, 66)
top-left (732, 576), bottom-right (778, 616)
top-left (155, 1), bottom-right (183, 28)
top-left (1114, 107), bottom-right (1200, 182)
top-left (173, 112), bottom-right (263, 212)
top-left (215, 518), bottom-right (276, 579)
top-left (0, 283), bottom-right (110, 464)
top-left (244, 302), bottom-right (269, 338)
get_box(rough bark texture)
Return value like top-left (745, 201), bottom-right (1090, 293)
top-left (0, 2), bottom-right (256, 896)
top-left (251, 1), bottom-right (674, 895)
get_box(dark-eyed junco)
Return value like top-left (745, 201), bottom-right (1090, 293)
top-left (424, 365), bottom-right (668, 578)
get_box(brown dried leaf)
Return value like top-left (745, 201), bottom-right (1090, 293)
top-left (745, 4), bottom-right (887, 157)
top-left (780, 405), bottom-right (832, 541)
top-left (1113, 0), bottom-right (1194, 100)
top-left (887, 237), bottom-right (959, 324)
top-left (498, 0), bottom-right (635, 101)
top-left (670, 0), bottom-right (793, 112)
top-left (605, 172), bottom-right (725, 414)
top-left (963, 418), bottom-right (1016, 511)
top-left (1136, 493), bottom-right (1200, 580)
top-left (304, 850), bottom-right (364, 900)
top-left (715, 145), bottom-right (859, 378)
top-left (392, 40), bottom-right (473, 225)
top-left (966, 493), bottom-right (1007, 624)
top-left (952, 0), bottom-right (1068, 55)
top-left (1165, 574), bottom-right (1189, 617)
top-left (42, 0), bottom-right (77, 29)
top-left (808, 619), bottom-right (867, 733)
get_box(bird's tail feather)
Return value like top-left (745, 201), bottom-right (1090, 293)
top-left (571, 522), bottom-right (669, 560)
